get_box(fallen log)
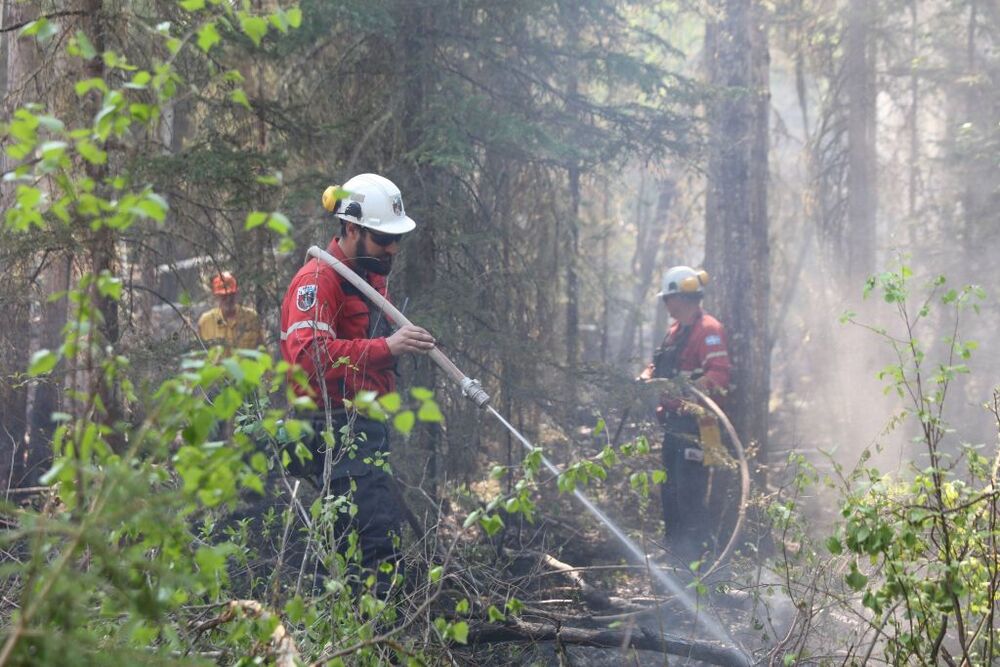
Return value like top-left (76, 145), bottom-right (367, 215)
top-left (539, 553), bottom-right (614, 610)
top-left (468, 618), bottom-right (752, 667)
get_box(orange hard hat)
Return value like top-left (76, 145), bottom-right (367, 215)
top-left (211, 271), bottom-right (238, 295)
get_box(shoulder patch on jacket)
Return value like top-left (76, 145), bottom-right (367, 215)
top-left (296, 284), bottom-right (317, 312)
top-left (705, 334), bottom-right (722, 346)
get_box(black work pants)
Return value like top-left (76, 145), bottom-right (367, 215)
top-left (660, 415), bottom-right (733, 564)
top-left (293, 415), bottom-right (404, 596)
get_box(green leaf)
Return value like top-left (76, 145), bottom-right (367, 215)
top-left (286, 7), bottom-right (302, 28)
top-left (239, 14), bottom-right (269, 46)
top-left (73, 30), bottom-right (97, 59)
top-left (180, 0), bottom-right (205, 9)
top-left (21, 18), bottom-right (57, 43)
top-left (76, 139), bottom-right (107, 165)
top-left (250, 452), bottom-right (268, 474)
top-left (131, 193), bottom-right (168, 222)
top-left (410, 387), bottom-right (433, 401)
top-left (242, 473), bottom-right (264, 494)
top-left (256, 172), bottom-right (283, 186)
top-left (269, 10), bottom-right (289, 33)
top-left (196, 22), bottom-right (220, 53)
top-left (244, 211), bottom-right (267, 230)
top-left (487, 605), bottom-right (506, 622)
top-left (826, 536), bottom-right (843, 555)
top-left (266, 212), bottom-right (292, 235)
top-left (97, 273), bottom-right (122, 300)
top-left (195, 544), bottom-right (231, 577)
top-left (417, 401), bottom-right (444, 423)
top-left (285, 596), bottom-right (305, 623)
top-left (378, 392), bottom-right (401, 412)
top-left (125, 70), bottom-right (152, 89)
top-left (393, 411), bottom-right (415, 436)
top-left (129, 103), bottom-right (153, 122)
top-left (846, 563), bottom-right (868, 591)
top-left (231, 88), bottom-right (251, 109)
top-left (15, 185), bottom-right (43, 209)
top-left (429, 566), bottom-right (443, 583)
top-left (451, 621), bottom-right (469, 644)
top-left (593, 418), bottom-right (606, 436)
top-left (36, 115), bottom-right (64, 133)
top-left (462, 510), bottom-right (481, 529)
top-left (28, 349), bottom-right (58, 376)
top-left (480, 513), bottom-right (504, 536)
top-left (75, 78), bottom-right (108, 97)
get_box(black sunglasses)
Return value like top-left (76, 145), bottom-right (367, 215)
top-left (366, 229), bottom-right (403, 247)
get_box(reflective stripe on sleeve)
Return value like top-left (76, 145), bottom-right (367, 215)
top-left (704, 351), bottom-right (728, 360)
top-left (280, 320), bottom-right (334, 341)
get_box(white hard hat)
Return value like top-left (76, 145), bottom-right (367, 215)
top-left (657, 265), bottom-right (709, 298)
top-left (324, 173), bottom-right (416, 235)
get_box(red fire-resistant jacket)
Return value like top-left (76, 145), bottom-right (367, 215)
top-left (280, 239), bottom-right (396, 406)
top-left (654, 309), bottom-right (731, 417)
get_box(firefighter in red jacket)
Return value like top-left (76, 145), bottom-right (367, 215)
top-left (640, 266), bottom-right (733, 564)
top-left (280, 173), bottom-right (435, 595)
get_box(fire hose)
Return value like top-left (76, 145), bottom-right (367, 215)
top-left (634, 379), bottom-right (750, 577)
top-left (688, 385), bottom-right (750, 577)
top-left (306, 245), bottom-right (750, 574)
top-left (305, 246), bottom-right (490, 408)
top-left (305, 245), bottom-right (751, 660)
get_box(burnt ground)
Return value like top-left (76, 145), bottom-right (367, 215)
top-left (215, 453), bottom-right (798, 666)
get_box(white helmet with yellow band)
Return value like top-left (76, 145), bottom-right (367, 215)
top-left (657, 265), bottom-right (709, 298)
top-left (321, 173), bottom-right (416, 235)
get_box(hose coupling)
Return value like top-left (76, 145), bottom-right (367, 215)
top-left (460, 377), bottom-right (491, 408)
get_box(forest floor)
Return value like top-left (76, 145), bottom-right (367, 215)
top-left (221, 437), bottom-right (795, 667)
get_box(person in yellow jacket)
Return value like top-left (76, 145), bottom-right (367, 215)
top-left (197, 271), bottom-right (263, 350)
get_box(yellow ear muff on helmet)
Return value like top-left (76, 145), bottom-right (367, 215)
top-left (321, 185), bottom-right (341, 213)
top-left (678, 270), bottom-right (708, 293)
top-left (678, 276), bottom-right (699, 292)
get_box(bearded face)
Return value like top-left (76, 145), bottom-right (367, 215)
top-left (357, 253), bottom-right (393, 275)
top-left (356, 234), bottom-right (394, 275)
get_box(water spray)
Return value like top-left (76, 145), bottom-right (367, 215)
top-left (306, 246), bottom-right (751, 663)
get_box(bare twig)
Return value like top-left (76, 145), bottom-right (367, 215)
top-left (0, 11), bottom-right (85, 33)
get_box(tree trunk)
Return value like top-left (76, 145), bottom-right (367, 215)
top-left (959, 0), bottom-right (998, 273)
top-left (563, 3), bottom-right (582, 399)
top-left (2, 1), bottom-right (67, 486)
top-left (77, 0), bottom-right (124, 447)
top-left (396, 2), bottom-right (441, 494)
top-left (618, 176), bottom-right (674, 366)
top-left (703, 0), bottom-right (771, 478)
top-left (907, 0), bottom-right (919, 248)
top-left (845, 0), bottom-right (877, 285)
